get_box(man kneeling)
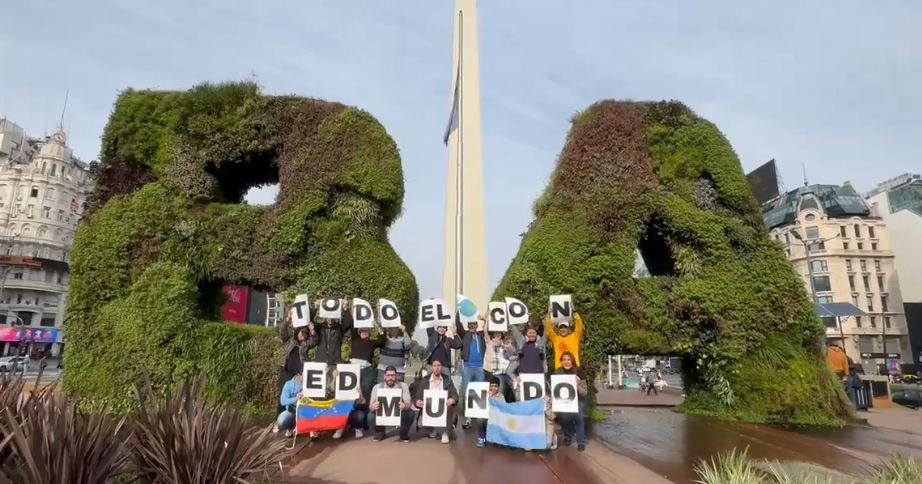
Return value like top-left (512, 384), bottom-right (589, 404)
top-left (367, 365), bottom-right (415, 442)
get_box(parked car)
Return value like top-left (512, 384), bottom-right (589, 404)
top-left (0, 356), bottom-right (28, 373)
top-left (891, 388), bottom-right (922, 409)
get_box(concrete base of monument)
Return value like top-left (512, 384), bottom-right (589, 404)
top-left (269, 425), bottom-right (667, 484)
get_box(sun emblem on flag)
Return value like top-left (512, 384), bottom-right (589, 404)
top-left (506, 417), bottom-right (518, 431)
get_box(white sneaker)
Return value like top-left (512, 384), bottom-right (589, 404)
top-left (272, 424), bottom-right (279, 434)
top-left (284, 430), bottom-right (294, 438)
top-left (309, 431), bottom-right (319, 438)
top-left (332, 429), bottom-right (344, 439)
top-left (440, 432), bottom-right (450, 444)
top-left (354, 429), bottom-right (364, 439)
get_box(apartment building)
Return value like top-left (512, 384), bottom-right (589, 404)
top-left (0, 119), bottom-right (93, 358)
top-left (864, 173), bottom-right (922, 366)
top-left (762, 182), bottom-right (911, 367)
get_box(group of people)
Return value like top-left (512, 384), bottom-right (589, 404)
top-left (274, 299), bottom-right (589, 452)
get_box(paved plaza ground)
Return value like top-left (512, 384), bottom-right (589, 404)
top-left (265, 406), bottom-right (922, 484)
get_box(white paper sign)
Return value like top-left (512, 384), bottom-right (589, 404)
top-left (457, 294), bottom-right (479, 324)
top-left (318, 298), bottom-right (343, 319)
top-left (518, 373), bottom-right (545, 401)
top-left (375, 387), bottom-right (403, 426)
top-left (352, 298), bottom-right (375, 329)
top-left (550, 374), bottom-right (579, 413)
top-left (549, 294), bottom-right (573, 325)
top-left (419, 298), bottom-right (453, 329)
top-left (302, 362), bottom-right (327, 398)
top-left (377, 299), bottom-right (401, 329)
top-left (464, 382), bottom-right (490, 419)
top-left (290, 294), bottom-right (311, 328)
top-left (421, 389), bottom-right (448, 428)
top-left (487, 301), bottom-right (508, 332)
top-left (335, 364), bottom-right (361, 401)
top-left (504, 297), bottom-right (529, 325)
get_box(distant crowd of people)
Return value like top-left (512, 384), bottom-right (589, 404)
top-left (274, 299), bottom-right (588, 451)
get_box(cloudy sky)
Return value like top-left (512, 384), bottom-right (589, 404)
top-left (2, 0), bottom-right (919, 305)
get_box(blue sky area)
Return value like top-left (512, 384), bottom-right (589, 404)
top-left (2, 0), bottom-right (919, 308)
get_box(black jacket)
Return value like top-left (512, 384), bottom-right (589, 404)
top-left (413, 374), bottom-right (460, 404)
top-left (312, 310), bottom-right (354, 365)
top-left (277, 321), bottom-right (318, 371)
top-left (421, 327), bottom-right (462, 368)
top-left (454, 313), bottom-right (487, 362)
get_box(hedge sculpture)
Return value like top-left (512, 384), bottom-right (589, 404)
top-left (493, 101), bottom-right (852, 424)
top-left (64, 81), bottom-right (418, 412)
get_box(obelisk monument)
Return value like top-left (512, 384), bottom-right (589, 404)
top-left (442, 0), bottom-right (488, 315)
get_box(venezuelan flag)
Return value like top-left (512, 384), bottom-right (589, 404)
top-left (296, 397), bottom-right (355, 434)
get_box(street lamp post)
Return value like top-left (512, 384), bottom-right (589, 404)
top-left (790, 230), bottom-right (847, 356)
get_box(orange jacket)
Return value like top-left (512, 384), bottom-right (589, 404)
top-left (826, 346), bottom-right (849, 377)
top-left (547, 313), bottom-right (584, 369)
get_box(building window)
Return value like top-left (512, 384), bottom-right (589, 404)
top-left (878, 275), bottom-right (885, 291)
top-left (839, 226), bottom-right (847, 237)
top-left (29, 187), bottom-right (38, 198)
top-left (857, 242), bottom-right (864, 250)
top-left (784, 233), bottom-right (790, 244)
top-left (881, 295), bottom-right (889, 312)
top-left (813, 276), bottom-right (832, 292)
top-left (807, 242), bottom-right (825, 253)
top-left (855, 316), bottom-right (862, 328)
top-left (848, 275), bottom-right (856, 291)
top-left (843, 242), bottom-right (850, 250)
top-left (851, 295), bottom-right (859, 306)
top-left (50, 164), bottom-right (57, 177)
top-left (871, 242), bottom-right (878, 250)
top-left (12, 272), bottom-right (23, 280)
top-left (863, 275), bottom-right (871, 292)
top-left (44, 188), bottom-right (54, 200)
top-left (806, 226), bottom-right (820, 239)
top-left (869, 226), bottom-right (876, 238)
top-left (15, 294), bottom-right (21, 304)
top-left (817, 295), bottom-right (834, 304)
top-left (885, 317), bottom-right (891, 329)
top-left (866, 295), bottom-right (875, 312)
top-left (810, 260), bottom-right (828, 272)
top-left (870, 316), bottom-right (877, 328)
top-left (845, 260), bottom-right (853, 271)
top-left (874, 260), bottom-right (881, 272)
top-left (854, 224), bottom-right (861, 237)
top-left (860, 260), bottom-right (867, 271)
top-left (44, 271), bottom-right (53, 283)
top-left (57, 209), bottom-right (64, 221)
top-left (42, 207), bottom-right (50, 219)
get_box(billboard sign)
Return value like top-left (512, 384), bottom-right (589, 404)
top-left (222, 285), bottom-right (250, 324)
top-left (0, 328), bottom-right (58, 343)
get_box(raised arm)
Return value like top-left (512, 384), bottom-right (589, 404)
top-left (340, 301), bottom-right (355, 335)
top-left (449, 333), bottom-right (462, 350)
top-left (573, 313), bottom-right (584, 341)
top-left (454, 311), bottom-right (466, 339)
top-left (545, 316), bottom-right (558, 342)
top-left (278, 316), bottom-right (293, 343)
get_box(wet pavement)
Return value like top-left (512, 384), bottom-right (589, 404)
top-left (269, 427), bottom-right (609, 484)
top-left (595, 407), bottom-right (922, 484)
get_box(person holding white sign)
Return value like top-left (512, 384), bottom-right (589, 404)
top-left (377, 324), bottom-right (418, 383)
top-left (275, 314), bottom-right (317, 430)
top-left (312, 299), bottom-right (355, 368)
top-left (554, 351), bottom-right (588, 451)
top-left (474, 376), bottom-right (504, 448)
top-left (367, 366), bottom-right (414, 442)
top-left (412, 360), bottom-right (458, 444)
top-left (546, 296), bottom-right (585, 370)
top-left (421, 310), bottom-right (462, 379)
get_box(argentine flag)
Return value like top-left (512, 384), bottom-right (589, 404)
top-left (486, 398), bottom-right (547, 450)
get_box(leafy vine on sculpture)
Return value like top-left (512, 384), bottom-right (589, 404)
top-left (64, 81), bottom-right (419, 412)
top-left (493, 100), bottom-right (853, 425)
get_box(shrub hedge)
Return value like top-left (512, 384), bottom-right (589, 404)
top-left (64, 81), bottom-right (418, 413)
top-left (492, 100), bottom-right (852, 424)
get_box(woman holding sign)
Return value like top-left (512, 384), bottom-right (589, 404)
top-left (554, 351), bottom-right (587, 451)
top-left (275, 316), bottom-right (317, 429)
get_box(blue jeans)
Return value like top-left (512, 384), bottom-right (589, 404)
top-left (461, 366), bottom-right (485, 397)
top-left (277, 410), bottom-right (296, 431)
top-left (349, 407), bottom-right (367, 430)
top-left (560, 398), bottom-right (587, 445)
